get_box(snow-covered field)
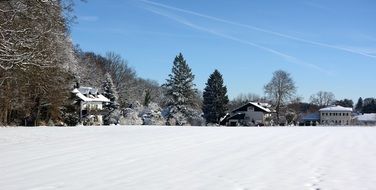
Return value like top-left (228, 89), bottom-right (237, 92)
top-left (1, 126), bottom-right (376, 190)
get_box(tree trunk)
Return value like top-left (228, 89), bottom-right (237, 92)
top-left (276, 102), bottom-right (280, 125)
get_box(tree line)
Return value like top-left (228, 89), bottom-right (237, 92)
top-left (1, 1), bottom-right (374, 126)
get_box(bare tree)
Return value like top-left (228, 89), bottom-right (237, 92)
top-left (75, 51), bottom-right (165, 108)
top-left (309, 91), bottom-right (335, 108)
top-left (228, 93), bottom-right (262, 111)
top-left (0, 0), bottom-right (76, 125)
top-left (264, 70), bottom-right (296, 124)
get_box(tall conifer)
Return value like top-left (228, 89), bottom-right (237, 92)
top-left (202, 70), bottom-right (229, 124)
top-left (164, 53), bottom-right (197, 108)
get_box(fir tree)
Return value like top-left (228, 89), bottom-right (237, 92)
top-left (355, 97), bottom-right (363, 113)
top-left (143, 89), bottom-right (152, 107)
top-left (61, 91), bottom-right (80, 126)
top-left (164, 53), bottom-right (197, 108)
top-left (102, 73), bottom-right (120, 125)
top-left (202, 70), bottom-right (229, 124)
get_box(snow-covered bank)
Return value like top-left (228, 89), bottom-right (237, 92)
top-left (1, 126), bottom-right (376, 190)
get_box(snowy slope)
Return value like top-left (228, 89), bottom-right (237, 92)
top-left (1, 126), bottom-right (376, 190)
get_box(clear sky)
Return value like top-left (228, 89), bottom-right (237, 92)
top-left (71, 0), bottom-right (376, 102)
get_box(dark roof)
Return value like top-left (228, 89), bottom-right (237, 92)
top-left (228, 113), bottom-right (246, 120)
top-left (301, 113), bottom-right (320, 121)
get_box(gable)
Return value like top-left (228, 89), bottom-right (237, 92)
top-left (232, 102), bottom-right (271, 113)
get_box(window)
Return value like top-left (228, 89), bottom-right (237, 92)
top-left (248, 106), bottom-right (254, 112)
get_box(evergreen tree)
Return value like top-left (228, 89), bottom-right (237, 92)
top-left (102, 73), bottom-right (120, 125)
top-left (335, 99), bottom-right (354, 108)
top-left (355, 97), bottom-right (363, 113)
top-left (143, 89), bottom-right (152, 107)
top-left (363, 98), bottom-right (376, 113)
top-left (61, 91), bottom-right (80, 126)
top-left (202, 70), bottom-right (229, 124)
top-left (164, 53), bottom-right (198, 108)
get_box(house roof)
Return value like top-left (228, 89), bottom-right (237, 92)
top-left (353, 113), bottom-right (376, 121)
top-left (232, 102), bottom-right (272, 113)
top-left (72, 87), bottom-right (110, 102)
top-left (301, 113), bottom-right (320, 121)
top-left (219, 113), bottom-right (230, 123)
top-left (319, 105), bottom-right (353, 112)
top-left (77, 87), bottom-right (98, 95)
top-left (228, 113), bottom-right (246, 120)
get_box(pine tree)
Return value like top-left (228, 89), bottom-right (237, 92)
top-left (202, 70), bottom-right (229, 124)
top-left (164, 53), bottom-right (197, 108)
top-left (355, 97), bottom-right (363, 113)
top-left (102, 73), bottom-right (120, 125)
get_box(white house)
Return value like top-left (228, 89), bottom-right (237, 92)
top-left (319, 105), bottom-right (353, 126)
top-left (226, 102), bottom-right (272, 126)
top-left (72, 87), bottom-right (110, 125)
top-left (352, 113), bottom-right (376, 126)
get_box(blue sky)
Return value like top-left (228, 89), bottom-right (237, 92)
top-left (71, 0), bottom-right (376, 102)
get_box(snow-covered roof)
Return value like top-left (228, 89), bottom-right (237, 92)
top-left (353, 113), bottom-right (376, 121)
top-left (77, 87), bottom-right (98, 95)
top-left (72, 87), bottom-right (110, 102)
top-left (248, 102), bottom-right (272, 113)
top-left (319, 105), bottom-right (353, 112)
top-left (231, 102), bottom-right (272, 113)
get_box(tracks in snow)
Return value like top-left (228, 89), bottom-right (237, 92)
top-left (1, 126), bottom-right (376, 190)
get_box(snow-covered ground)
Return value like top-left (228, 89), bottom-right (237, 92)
top-left (1, 126), bottom-right (376, 190)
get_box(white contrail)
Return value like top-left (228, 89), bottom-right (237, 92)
top-left (145, 7), bottom-right (331, 75)
top-left (139, 0), bottom-right (376, 59)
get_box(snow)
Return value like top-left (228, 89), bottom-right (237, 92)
top-left (76, 93), bottom-right (110, 102)
top-left (249, 102), bottom-right (272, 113)
top-left (319, 105), bottom-right (353, 112)
top-left (354, 113), bottom-right (376, 121)
top-left (1, 126), bottom-right (376, 190)
top-left (73, 89), bottom-right (110, 102)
